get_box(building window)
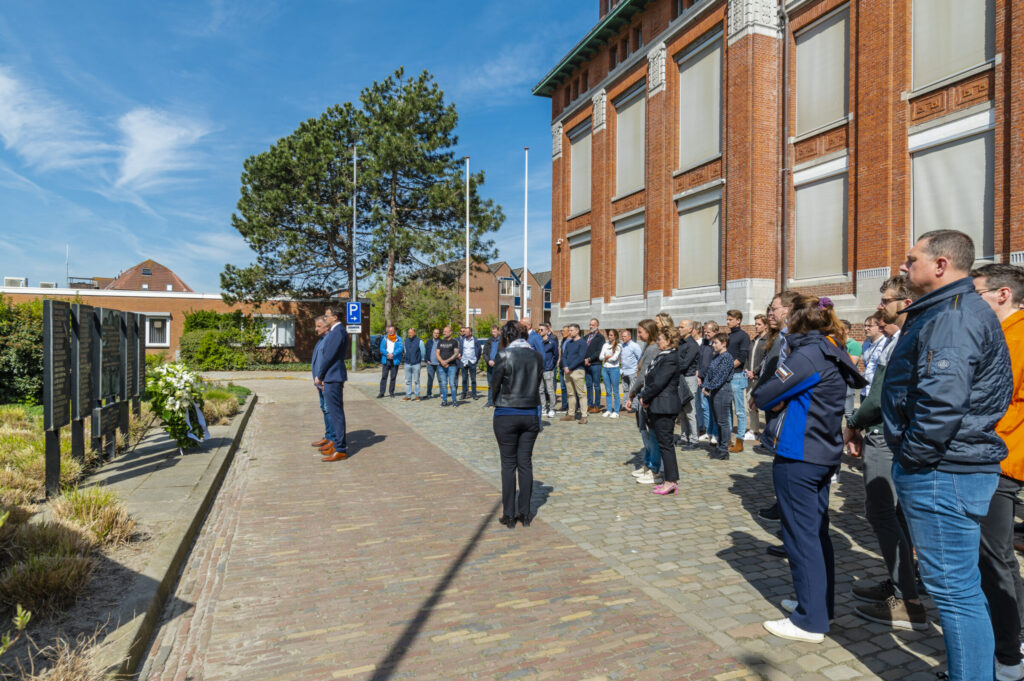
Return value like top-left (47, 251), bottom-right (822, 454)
top-left (141, 267), bottom-right (152, 276)
top-left (796, 9), bottom-right (849, 136)
top-left (632, 26), bottom-right (643, 52)
top-left (609, 49), bottom-right (617, 71)
top-left (569, 234), bottom-right (592, 303)
top-left (543, 289), bottom-right (551, 305)
top-left (564, 88), bottom-right (570, 108)
top-left (165, 284), bottom-right (173, 291)
top-left (913, 0), bottom-right (994, 90)
top-left (257, 315), bottom-right (296, 348)
top-left (678, 32), bottom-right (722, 170)
top-left (614, 87), bottom-right (646, 196)
top-left (677, 193), bottom-right (721, 289)
top-left (141, 284), bottom-right (149, 290)
top-left (912, 131), bottom-right (994, 259)
top-left (146, 316), bottom-right (170, 348)
top-left (673, 0), bottom-right (686, 19)
top-left (795, 173), bottom-right (848, 279)
top-left (582, 71), bottom-right (589, 91)
top-left (619, 39), bottom-right (628, 62)
top-left (572, 78), bottom-right (579, 100)
top-left (499, 278), bottom-right (515, 296)
top-left (500, 304), bottom-right (510, 319)
top-left (568, 121), bottom-right (592, 215)
top-left (614, 214), bottom-right (645, 297)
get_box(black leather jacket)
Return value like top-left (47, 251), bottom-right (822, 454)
top-left (640, 351), bottom-right (682, 415)
top-left (490, 345), bottom-right (543, 409)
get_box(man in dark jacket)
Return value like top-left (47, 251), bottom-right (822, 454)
top-left (424, 328), bottom-right (441, 399)
top-left (676, 319), bottom-right (700, 447)
top-left (315, 306), bottom-right (349, 461)
top-left (696, 321), bottom-right (719, 443)
top-left (725, 310), bottom-right (751, 454)
top-left (882, 230), bottom-right (1012, 679)
top-left (483, 326), bottom-right (501, 407)
top-left (583, 318), bottom-right (604, 413)
top-left (310, 316), bottom-right (336, 449)
top-left (560, 324), bottom-right (588, 423)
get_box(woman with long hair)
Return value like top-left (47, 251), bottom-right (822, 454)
top-left (639, 325), bottom-right (682, 495)
top-left (600, 328), bottom-right (622, 418)
top-left (489, 320), bottom-right (544, 528)
top-left (752, 294), bottom-right (867, 642)
top-left (626, 319), bottom-right (663, 484)
top-left (655, 311), bottom-right (675, 331)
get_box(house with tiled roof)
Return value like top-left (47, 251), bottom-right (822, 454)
top-left (105, 259), bottom-right (193, 292)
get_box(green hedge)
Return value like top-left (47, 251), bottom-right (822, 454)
top-left (0, 296), bottom-right (43, 404)
top-left (179, 329), bottom-right (250, 371)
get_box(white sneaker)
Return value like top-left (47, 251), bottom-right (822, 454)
top-left (697, 434), bottom-right (710, 442)
top-left (781, 599), bottom-right (797, 614)
top-left (996, 661), bottom-right (1024, 681)
top-left (743, 430), bottom-right (757, 441)
top-left (602, 411), bottom-right (610, 418)
top-left (635, 471), bottom-right (656, 484)
top-left (762, 618), bottom-right (824, 643)
top-left (610, 412), bottom-right (619, 419)
top-left (710, 436), bottom-right (718, 446)
top-left (631, 466), bottom-right (649, 478)
top-left (547, 410), bottom-right (556, 418)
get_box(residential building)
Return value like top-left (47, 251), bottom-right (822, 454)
top-left (535, 0), bottom-right (1022, 329)
top-left (414, 259), bottom-right (552, 326)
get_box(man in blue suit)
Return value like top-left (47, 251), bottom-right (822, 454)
top-left (315, 306), bottom-right (349, 461)
top-left (310, 315), bottom-right (337, 450)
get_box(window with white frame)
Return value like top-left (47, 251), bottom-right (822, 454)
top-left (569, 121), bottom-right (592, 215)
top-left (569, 231), bottom-right (592, 302)
top-left (796, 8), bottom-right (849, 136)
top-left (500, 304), bottom-right (510, 319)
top-left (614, 213), bottom-right (645, 297)
top-left (615, 87), bottom-right (646, 196)
top-left (912, 130), bottom-right (994, 258)
top-left (499, 278), bottom-right (515, 296)
top-left (146, 316), bottom-right (170, 348)
top-left (913, 0), bottom-right (994, 90)
top-left (678, 32), bottom-right (722, 170)
top-left (795, 173), bottom-right (848, 279)
top-left (677, 191), bottom-right (721, 289)
top-left (257, 315), bottom-right (296, 348)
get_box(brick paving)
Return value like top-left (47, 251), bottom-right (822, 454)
top-left (139, 374), bottom-right (950, 680)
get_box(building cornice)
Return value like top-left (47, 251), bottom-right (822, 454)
top-left (0, 286), bottom-right (332, 303)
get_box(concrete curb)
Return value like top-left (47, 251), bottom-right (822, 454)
top-left (93, 394), bottom-right (259, 678)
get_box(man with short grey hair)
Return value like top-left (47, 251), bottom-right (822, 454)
top-left (676, 319), bottom-right (700, 447)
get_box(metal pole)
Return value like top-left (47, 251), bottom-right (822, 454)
top-left (465, 156), bottom-right (470, 328)
top-left (523, 147), bottom-right (529, 320)
top-left (351, 144), bottom-right (359, 371)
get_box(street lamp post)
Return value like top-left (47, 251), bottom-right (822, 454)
top-left (522, 147), bottom-right (528, 320)
top-left (351, 144), bottom-right (358, 372)
top-left (465, 156), bottom-right (470, 328)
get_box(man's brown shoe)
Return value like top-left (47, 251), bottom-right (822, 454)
top-left (311, 439), bottom-right (328, 448)
top-left (402, 396), bottom-right (410, 401)
top-left (578, 417), bottom-right (588, 424)
top-left (560, 415), bottom-right (575, 422)
top-left (729, 439), bottom-right (744, 453)
top-left (322, 450), bottom-right (348, 462)
top-left (319, 442), bottom-right (336, 453)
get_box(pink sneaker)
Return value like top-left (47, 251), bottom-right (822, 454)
top-left (652, 481), bottom-right (678, 495)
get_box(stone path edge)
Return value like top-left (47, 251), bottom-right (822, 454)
top-left (92, 394), bottom-right (259, 679)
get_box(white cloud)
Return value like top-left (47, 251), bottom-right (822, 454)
top-left (180, 229), bottom-right (254, 265)
top-left (0, 65), bottom-right (114, 171)
top-left (115, 108), bottom-right (209, 192)
top-left (453, 43), bottom-right (553, 106)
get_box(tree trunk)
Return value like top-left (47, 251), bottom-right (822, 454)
top-left (383, 174), bottom-right (398, 327)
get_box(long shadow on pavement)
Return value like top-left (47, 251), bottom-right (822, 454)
top-left (367, 499), bottom-right (501, 681)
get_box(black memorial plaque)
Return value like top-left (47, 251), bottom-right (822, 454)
top-left (136, 314), bottom-right (146, 396)
top-left (121, 312), bottom-right (137, 401)
top-left (92, 403), bottom-right (119, 439)
top-left (71, 304), bottom-right (93, 419)
top-left (93, 308), bottom-right (121, 401)
top-left (43, 300), bottom-right (72, 431)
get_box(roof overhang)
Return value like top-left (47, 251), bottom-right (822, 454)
top-left (532, 0), bottom-right (655, 98)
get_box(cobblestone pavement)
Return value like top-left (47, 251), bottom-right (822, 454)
top-left (138, 373), bottom-right (948, 680)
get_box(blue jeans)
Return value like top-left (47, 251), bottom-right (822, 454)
top-left (641, 427), bottom-right (661, 473)
top-left (404, 363), bottom-right (421, 397)
top-left (602, 367), bottom-right (621, 412)
top-left (560, 370), bottom-right (568, 410)
top-left (459, 364), bottom-right (477, 397)
top-left (893, 463), bottom-right (997, 681)
top-left (425, 363), bottom-right (439, 396)
top-left (699, 389), bottom-right (718, 439)
top-left (486, 366), bottom-right (494, 405)
top-left (317, 388), bottom-right (336, 442)
top-left (730, 373), bottom-right (748, 436)
top-left (439, 365), bottom-right (459, 403)
top-left (585, 364), bottom-right (602, 408)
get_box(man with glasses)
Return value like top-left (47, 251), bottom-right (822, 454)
top-left (676, 319), bottom-right (700, 447)
top-left (315, 306), bottom-right (349, 462)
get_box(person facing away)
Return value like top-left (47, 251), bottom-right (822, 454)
top-left (490, 320), bottom-right (543, 528)
top-left (882, 229), bottom-right (1012, 681)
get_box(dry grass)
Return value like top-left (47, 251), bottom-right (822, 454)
top-left (51, 487), bottom-right (135, 546)
top-left (0, 553), bottom-right (94, 615)
top-left (6, 522), bottom-right (95, 561)
top-left (8, 630), bottom-right (109, 681)
top-left (201, 389), bottom-right (239, 426)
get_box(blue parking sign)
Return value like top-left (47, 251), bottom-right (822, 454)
top-left (346, 302), bottom-right (361, 324)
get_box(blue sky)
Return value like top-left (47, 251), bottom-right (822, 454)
top-left (0, 1), bottom-right (594, 292)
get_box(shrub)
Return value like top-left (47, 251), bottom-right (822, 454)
top-left (0, 296), bottom-right (44, 405)
top-left (52, 487), bottom-right (136, 546)
top-left (179, 329), bottom-right (250, 371)
top-left (7, 521), bottom-right (95, 560)
top-left (201, 389), bottom-right (240, 425)
top-left (0, 552), bottom-right (93, 615)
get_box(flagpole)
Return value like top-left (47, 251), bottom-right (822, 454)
top-left (465, 156), bottom-right (470, 328)
top-left (523, 147), bottom-right (529, 320)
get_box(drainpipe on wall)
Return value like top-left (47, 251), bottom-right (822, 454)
top-left (779, 3), bottom-right (791, 290)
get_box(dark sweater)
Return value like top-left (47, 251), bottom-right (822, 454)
top-left (561, 338), bottom-right (587, 371)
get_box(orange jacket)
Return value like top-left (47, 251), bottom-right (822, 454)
top-left (999, 311), bottom-right (1024, 480)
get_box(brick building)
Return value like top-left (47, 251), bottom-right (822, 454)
top-left (535, 0), bottom-right (1021, 329)
top-left (419, 260), bottom-right (552, 326)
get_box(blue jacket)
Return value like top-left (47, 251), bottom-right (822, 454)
top-left (379, 336), bottom-right (404, 365)
top-left (541, 335), bottom-right (558, 371)
top-left (753, 331), bottom-right (867, 466)
top-left (703, 352), bottom-right (735, 392)
top-left (561, 338), bottom-right (586, 371)
top-left (312, 336), bottom-right (327, 381)
top-left (882, 276), bottom-right (1012, 473)
top-left (527, 331), bottom-right (545, 358)
top-left (318, 323), bottom-right (349, 384)
top-left (404, 338), bottom-right (425, 365)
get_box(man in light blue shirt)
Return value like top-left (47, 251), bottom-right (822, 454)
top-left (458, 326), bottom-right (479, 400)
top-left (619, 328), bottom-right (642, 398)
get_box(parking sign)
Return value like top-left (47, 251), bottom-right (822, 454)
top-left (346, 302), bottom-right (361, 325)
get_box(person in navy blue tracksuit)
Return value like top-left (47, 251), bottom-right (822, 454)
top-left (316, 307), bottom-right (349, 461)
top-left (753, 295), bottom-right (866, 642)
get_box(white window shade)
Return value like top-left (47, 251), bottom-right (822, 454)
top-left (570, 243), bottom-right (591, 302)
top-left (912, 132), bottom-right (993, 258)
top-left (795, 174), bottom-right (848, 279)
top-left (913, 0), bottom-right (993, 89)
top-left (615, 95), bottom-right (645, 195)
top-left (570, 131), bottom-right (592, 215)
top-left (258, 316), bottom-right (296, 348)
top-left (678, 201), bottom-right (720, 288)
top-left (678, 41), bottom-right (721, 169)
top-left (796, 10), bottom-right (849, 136)
top-left (615, 225), bottom-right (645, 296)
top-left (147, 317), bottom-right (169, 347)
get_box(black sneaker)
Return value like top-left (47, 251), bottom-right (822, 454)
top-left (853, 595), bottom-right (928, 631)
top-left (758, 503), bottom-right (781, 522)
top-left (851, 579), bottom-right (896, 604)
top-left (766, 544), bottom-right (787, 557)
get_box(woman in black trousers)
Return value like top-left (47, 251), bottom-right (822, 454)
top-left (489, 321), bottom-right (544, 528)
top-left (639, 326), bottom-right (682, 495)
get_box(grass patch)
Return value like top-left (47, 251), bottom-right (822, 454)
top-left (17, 630), bottom-right (109, 681)
top-left (6, 522), bottom-right (95, 562)
top-left (248, 362), bottom-right (313, 371)
top-left (51, 487), bottom-right (135, 546)
top-left (0, 553), bottom-right (94, 616)
top-left (223, 382), bottom-right (251, 404)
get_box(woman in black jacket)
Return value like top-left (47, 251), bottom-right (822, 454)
top-left (489, 321), bottom-right (543, 528)
top-left (639, 326), bottom-right (682, 495)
